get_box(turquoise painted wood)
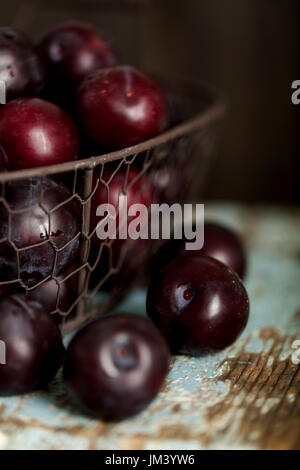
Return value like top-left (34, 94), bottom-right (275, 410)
top-left (0, 204), bottom-right (299, 450)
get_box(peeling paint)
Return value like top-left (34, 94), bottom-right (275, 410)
top-left (0, 205), bottom-right (299, 449)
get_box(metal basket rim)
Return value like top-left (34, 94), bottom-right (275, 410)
top-left (0, 81), bottom-right (227, 183)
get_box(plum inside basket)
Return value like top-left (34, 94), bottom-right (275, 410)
top-left (0, 79), bottom-right (226, 333)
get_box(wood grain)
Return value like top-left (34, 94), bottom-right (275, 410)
top-left (0, 204), bottom-right (299, 450)
top-left (207, 328), bottom-right (300, 450)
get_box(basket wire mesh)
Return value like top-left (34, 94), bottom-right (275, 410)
top-left (0, 81), bottom-right (226, 333)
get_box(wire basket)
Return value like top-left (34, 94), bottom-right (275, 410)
top-left (0, 80), bottom-right (226, 333)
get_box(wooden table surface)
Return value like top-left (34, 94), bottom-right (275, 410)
top-left (0, 203), bottom-right (299, 450)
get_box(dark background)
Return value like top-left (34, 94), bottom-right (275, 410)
top-left (1, 0), bottom-right (299, 203)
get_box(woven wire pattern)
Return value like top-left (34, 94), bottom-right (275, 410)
top-left (0, 83), bottom-right (225, 333)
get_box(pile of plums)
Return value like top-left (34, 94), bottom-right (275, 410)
top-left (0, 21), bottom-right (171, 305)
top-left (0, 22), bottom-right (169, 171)
top-left (0, 21), bottom-right (173, 302)
top-left (0, 219), bottom-right (249, 421)
top-left (0, 21), bottom-right (250, 422)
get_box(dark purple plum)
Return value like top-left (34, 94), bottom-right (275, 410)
top-left (0, 177), bottom-right (80, 286)
top-left (91, 165), bottom-right (155, 239)
top-left (0, 294), bottom-right (64, 396)
top-left (0, 98), bottom-right (79, 170)
top-left (76, 66), bottom-right (168, 150)
top-left (192, 223), bottom-right (246, 279)
top-left (147, 255), bottom-right (249, 355)
top-left (90, 165), bottom-right (155, 291)
top-left (39, 21), bottom-right (116, 87)
top-left (64, 313), bottom-right (170, 420)
top-left (90, 238), bottom-right (152, 293)
top-left (151, 164), bottom-right (187, 205)
top-left (0, 27), bottom-right (45, 102)
top-left (24, 263), bottom-right (79, 315)
top-left (153, 222), bottom-right (247, 279)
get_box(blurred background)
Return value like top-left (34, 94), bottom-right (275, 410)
top-left (1, 0), bottom-right (299, 203)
